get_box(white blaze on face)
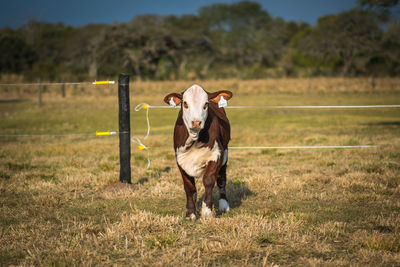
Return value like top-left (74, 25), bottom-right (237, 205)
top-left (182, 85), bottom-right (209, 140)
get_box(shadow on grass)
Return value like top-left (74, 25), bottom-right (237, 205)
top-left (0, 99), bottom-right (28, 104)
top-left (104, 165), bottom-right (171, 188)
top-left (197, 179), bottom-right (254, 216)
top-left (136, 166), bottom-right (172, 185)
top-left (226, 180), bottom-right (254, 209)
top-left (137, 177), bottom-right (149, 185)
top-left (366, 121), bottom-right (400, 126)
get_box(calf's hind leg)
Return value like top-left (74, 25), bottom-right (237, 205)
top-left (217, 164), bottom-right (230, 212)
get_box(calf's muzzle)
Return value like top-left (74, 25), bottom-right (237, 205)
top-left (191, 120), bottom-right (202, 129)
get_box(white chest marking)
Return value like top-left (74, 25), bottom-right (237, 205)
top-left (176, 141), bottom-right (221, 177)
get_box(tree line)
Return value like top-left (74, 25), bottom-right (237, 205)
top-left (0, 0), bottom-right (399, 81)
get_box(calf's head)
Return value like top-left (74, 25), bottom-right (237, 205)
top-left (164, 84), bottom-right (232, 140)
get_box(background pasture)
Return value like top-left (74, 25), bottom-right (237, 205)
top-left (1, 78), bottom-right (399, 265)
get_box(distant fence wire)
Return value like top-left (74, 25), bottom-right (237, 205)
top-left (0, 80), bottom-right (116, 107)
top-left (140, 104), bottom-right (400, 109)
top-left (1, 98), bottom-right (399, 169)
top-left (0, 80), bottom-right (116, 86)
top-left (229, 145), bottom-right (382, 149)
top-left (2, 102), bottom-right (399, 138)
top-left (134, 103), bottom-right (398, 149)
top-left (0, 131), bottom-right (128, 137)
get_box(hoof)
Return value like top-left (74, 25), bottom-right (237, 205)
top-left (219, 199), bottom-right (230, 212)
top-left (201, 202), bottom-right (213, 218)
top-left (185, 213), bottom-right (196, 221)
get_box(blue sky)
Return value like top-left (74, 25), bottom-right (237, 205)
top-left (1, 0), bottom-right (359, 28)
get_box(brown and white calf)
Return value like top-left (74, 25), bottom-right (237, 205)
top-left (164, 84), bottom-right (233, 220)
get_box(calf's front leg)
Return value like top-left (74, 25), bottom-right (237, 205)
top-left (201, 160), bottom-right (220, 218)
top-left (178, 166), bottom-right (197, 221)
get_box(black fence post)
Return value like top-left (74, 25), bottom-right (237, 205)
top-left (118, 74), bottom-right (131, 183)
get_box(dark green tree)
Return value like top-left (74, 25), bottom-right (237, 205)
top-left (1, 0), bottom-right (397, 80)
top-left (295, 9), bottom-right (382, 76)
top-left (22, 21), bottom-right (78, 80)
top-left (359, 0), bottom-right (399, 22)
top-left (0, 28), bottom-right (36, 73)
top-left (199, 2), bottom-right (272, 73)
top-left (381, 23), bottom-right (400, 75)
top-left (162, 14), bottom-right (212, 79)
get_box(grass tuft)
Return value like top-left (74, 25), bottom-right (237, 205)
top-left (257, 233), bottom-right (276, 245)
top-left (0, 78), bottom-right (399, 265)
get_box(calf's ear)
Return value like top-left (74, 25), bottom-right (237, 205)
top-left (208, 90), bottom-right (233, 103)
top-left (164, 93), bottom-right (183, 106)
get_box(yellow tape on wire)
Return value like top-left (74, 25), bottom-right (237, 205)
top-left (92, 80), bottom-right (115, 85)
top-left (132, 136), bottom-right (150, 169)
top-left (96, 131), bottom-right (117, 136)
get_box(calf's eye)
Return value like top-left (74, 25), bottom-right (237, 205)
top-left (203, 103), bottom-right (208, 110)
top-left (183, 101), bottom-right (188, 109)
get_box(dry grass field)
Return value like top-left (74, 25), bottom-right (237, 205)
top-left (1, 78), bottom-right (400, 266)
